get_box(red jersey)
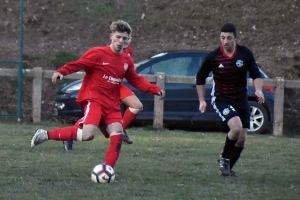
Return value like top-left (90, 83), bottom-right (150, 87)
top-left (124, 46), bottom-right (133, 57)
top-left (57, 45), bottom-right (161, 111)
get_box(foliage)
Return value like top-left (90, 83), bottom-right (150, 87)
top-left (51, 51), bottom-right (79, 68)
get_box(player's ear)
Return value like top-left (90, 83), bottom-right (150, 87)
top-left (234, 35), bottom-right (238, 42)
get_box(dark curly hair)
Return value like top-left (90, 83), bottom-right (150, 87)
top-left (221, 23), bottom-right (237, 37)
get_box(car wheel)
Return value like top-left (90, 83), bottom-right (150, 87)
top-left (248, 101), bottom-right (269, 134)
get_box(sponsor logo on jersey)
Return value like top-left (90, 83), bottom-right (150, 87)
top-left (218, 63), bottom-right (224, 68)
top-left (236, 60), bottom-right (243, 67)
top-left (223, 108), bottom-right (230, 115)
top-left (102, 74), bottom-right (122, 84)
top-left (103, 62), bottom-right (110, 65)
top-left (124, 63), bottom-right (128, 71)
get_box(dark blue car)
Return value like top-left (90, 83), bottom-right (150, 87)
top-left (54, 50), bottom-right (274, 134)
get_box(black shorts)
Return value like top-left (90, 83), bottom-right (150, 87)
top-left (211, 98), bottom-right (250, 128)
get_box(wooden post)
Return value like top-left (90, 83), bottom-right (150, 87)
top-left (32, 67), bottom-right (43, 123)
top-left (273, 77), bottom-right (284, 136)
top-left (153, 72), bottom-right (165, 130)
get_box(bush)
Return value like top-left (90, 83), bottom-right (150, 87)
top-left (51, 51), bottom-right (79, 68)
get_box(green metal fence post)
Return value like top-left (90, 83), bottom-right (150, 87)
top-left (17, 0), bottom-right (24, 122)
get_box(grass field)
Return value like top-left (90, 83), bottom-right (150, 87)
top-left (0, 122), bottom-right (300, 200)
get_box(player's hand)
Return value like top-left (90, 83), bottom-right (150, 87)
top-left (255, 90), bottom-right (265, 104)
top-left (52, 72), bottom-right (64, 83)
top-left (157, 89), bottom-right (165, 100)
top-left (199, 100), bottom-right (207, 113)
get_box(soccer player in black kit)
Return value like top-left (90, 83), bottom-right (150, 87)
top-left (196, 23), bottom-right (265, 177)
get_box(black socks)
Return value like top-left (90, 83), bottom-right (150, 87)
top-left (221, 136), bottom-right (238, 159)
top-left (229, 146), bottom-right (244, 169)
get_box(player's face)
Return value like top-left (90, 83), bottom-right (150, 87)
top-left (123, 36), bottom-right (131, 49)
top-left (110, 31), bottom-right (129, 54)
top-left (220, 32), bottom-right (236, 52)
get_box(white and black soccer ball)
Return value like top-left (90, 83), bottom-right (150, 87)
top-left (91, 164), bottom-right (115, 183)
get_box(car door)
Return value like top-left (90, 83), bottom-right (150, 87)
top-left (124, 52), bottom-right (218, 122)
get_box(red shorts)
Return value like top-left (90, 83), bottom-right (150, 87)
top-left (120, 83), bottom-right (135, 99)
top-left (76, 100), bottom-right (122, 128)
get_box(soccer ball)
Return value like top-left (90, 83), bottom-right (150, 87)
top-left (91, 164), bottom-right (115, 183)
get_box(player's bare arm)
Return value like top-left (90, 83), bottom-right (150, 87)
top-left (196, 85), bottom-right (207, 113)
top-left (253, 78), bottom-right (264, 104)
top-left (52, 72), bottom-right (64, 83)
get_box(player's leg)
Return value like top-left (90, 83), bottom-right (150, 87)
top-left (228, 128), bottom-right (246, 177)
top-left (212, 99), bottom-right (242, 176)
top-left (31, 101), bottom-right (101, 148)
top-left (220, 116), bottom-right (242, 176)
top-left (31, 123), bottom-right (99, 148)
top-left (63, 119), bottom-right (81, 150)
top-left (120, 84), bottom-right (143, 144)
top-left (223, 116), bottom-right (242, 159)
top-left (121, 95), bottom-right (142, 144)
top-left (62, 102), bottom-right (110, 150)
top-left (103, 112), bottom-right (124, 167)
top-left (228, 107), bottom-right (250, 174)
top-left (63, 140), bottom-right (73, 150)
top-left (121, 95), bottom-right (143, 129)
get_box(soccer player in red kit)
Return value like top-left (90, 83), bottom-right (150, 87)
top-left (62, 37), bottom-right (143, 149)
top-left (30, 20), bottom-right (165, 169)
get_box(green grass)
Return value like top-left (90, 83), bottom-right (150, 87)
top-left (1, 122), bottom-right (300, 200)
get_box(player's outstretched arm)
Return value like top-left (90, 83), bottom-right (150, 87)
top-left (54, 48), bottom-right (99, 83)
top-left (126, 74), bottom-right (164, 98)
top-left (124, 60), bottom-right (164, 97)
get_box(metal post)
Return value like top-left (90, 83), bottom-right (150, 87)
top-left (17, 0), bottom-right (24, 122)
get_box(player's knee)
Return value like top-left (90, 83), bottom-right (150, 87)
top-left (230, 127), bottom-right (242, 137)
top-left (129, 107), bottom-right (143, 114)
top-left (131, 101), bottom-right (143, 110)
top-left (83, 133), bottom-right (96, 141)
top-left (136, 101), bottom-right (143, 109)
top-left (81, 128), bottom-right (97, 141)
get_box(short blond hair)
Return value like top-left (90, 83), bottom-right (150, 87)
top-left (110, 20), bottom-right (132, 35)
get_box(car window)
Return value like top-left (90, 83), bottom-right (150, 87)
top-left (135, 59), bottom-right (150, 68)
top-left (138, 55), bottom-right (204, 76)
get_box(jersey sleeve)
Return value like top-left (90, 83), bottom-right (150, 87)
top-left (196, 54), bottom-right (213, 85)
top-left (245, 48), bottom-right (262, 80)
top-left (57, 48), bottom-right (99, 76)
top-left (124, 57), bottom-right (161, 95)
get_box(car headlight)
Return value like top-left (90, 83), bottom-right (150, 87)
top-left (65, 82), bottom-right (82, 93)
top-left (55, 102), bottom-right (65, 110)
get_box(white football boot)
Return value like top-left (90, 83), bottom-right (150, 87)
top-left (30, 129), bottom-right (48, 148)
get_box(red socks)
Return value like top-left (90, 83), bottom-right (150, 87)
top-left (104, 134), bottom-right (123, 167)
top-left (122, 108), bottom-right (138, 130)
top-left (48, 126), bottom-right (78, 141)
